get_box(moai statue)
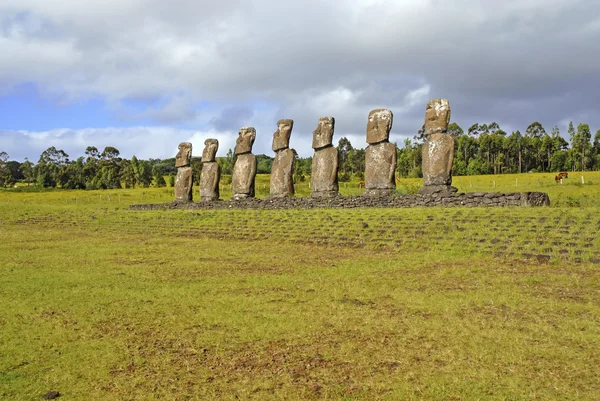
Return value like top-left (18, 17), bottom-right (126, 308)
top-left (174, 142), bottom-right (193, 202)
top-left (269, 119), bottom-right (295, 198)
top-left (199, 138), bottom-right (220, 201)
top-left (311, 117), bottom-right (339, 198)
top-left (364, 109), bottom-right (397, 197)
top-left (232, 127), bottom-right (257, 199)
top-left (418, 99), bottom-right (458, 195)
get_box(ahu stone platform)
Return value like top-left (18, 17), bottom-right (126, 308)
top-left (130, 191), bottom-right (550, 211)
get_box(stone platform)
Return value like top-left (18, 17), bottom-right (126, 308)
top-left (129, 191), bottom-right (550, 211)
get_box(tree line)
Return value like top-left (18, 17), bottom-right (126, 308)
top-left (0, 146), bottom-right (277, 189)
top-left (397, 121), bottom-right (600, 178)
top-left (1, 120), bottom-right (599, 189)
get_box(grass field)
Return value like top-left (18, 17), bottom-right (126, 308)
top-left (1, 172), bottom-right (600, 400)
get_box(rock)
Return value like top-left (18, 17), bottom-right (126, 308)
top-left (232, 153), bottom-right (256, 199)
top-left (364, 141), bottom-right (397, 197)
top-left (364, 109), bottom-right (396, 197)
top-left (521, 192), bottom-right (551, 207)
top-left (199, 139), bottom-right (220, 201)
top-left (202, 138), bottom-right (218, 162)
top-left (42, 391), bottom-right (60, 399)
top-left (270, 148), bottom-right (295, 198)
top-left (272, 119), bottom-right (293, 152)
top-left (311, 117), bottom-right (339, 198)
top-left (424, 98), bottom-right (451, 136)
top-left (535, 254), bottom-right (551, 264)
top-left (419, 99), bottom-right (456, 195)
top-left (234, 126), bottom-right (256, 155)
top-left (419, 185), bottom-right (458, 195)
top-left (270, 120), bottom-right (295, 198)
top-left (175, 142), bottom-right (192, 168)
top-left (366, 108), bottom-right (393, 145)
top-left (312, 146), bottom-right (339, 198)
top-left (132, 191), bottom-right (552, 210)
top-left (174, 142), bottom-right (194, 201)
top-left (312, 117), bottom-right (335, 150)
top-left (421, 132), bottom-right (455, 186)
top-left (232, 127), bottom-right (257, 199)
top-left (200, 162), bottom-right (220, 201)
top-left (174, 166), bottom-right (193, 202)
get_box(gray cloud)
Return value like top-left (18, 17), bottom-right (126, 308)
top-left (210, 106), bottom-right (255, 132)
top-left (1, 0), bottom-right (599, 160)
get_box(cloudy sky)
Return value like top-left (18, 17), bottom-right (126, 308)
top-left (1, 0), bottom-right (599, 161)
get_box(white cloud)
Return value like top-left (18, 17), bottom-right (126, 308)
top-left (404, 85), bottom-right (431, 109)
top-left (1, 0), bottom-right (599, 158)
top-left (0, 127), bottom-right (238, 161)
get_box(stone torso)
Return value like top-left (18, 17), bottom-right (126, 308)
top-left (422, 133), bottom-right (454, 186)
top-left (365, 141), bottom-right (397, 190)
top-left (311, 146), bottom-right (339, 196)
top-left (270, 148), bottom-right (295, 197)
top-left (174, 166), bottom-right (193, 201)
top-left (200, 162), bottom-right (220, 200)
top-left (232, 153), bottom-right (257, 197)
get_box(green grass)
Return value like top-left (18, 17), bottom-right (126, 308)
top-left (6, 170), bottom-right (600, 206)
top-left (1, 172), bottom-right (600, 400)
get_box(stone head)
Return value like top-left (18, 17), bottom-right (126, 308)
top-left (202, 138), bottom-right (219, 162)
top-left (366, 109), bottom-right (393, 144)
top-left (175, 142), bottom-right (192, 167)
top-left (234, 127), bottom-right (256, 155)
top-left (424, 99), bottom-right (451, 136)
top-left (312, 117), bottom-right (335, 150)
top-left (272, 119), bottom-right (294, 152)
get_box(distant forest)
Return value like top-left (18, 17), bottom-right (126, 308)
top-left (1, 121), bottom-right (599, 189)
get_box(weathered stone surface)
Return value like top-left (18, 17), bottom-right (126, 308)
top-left (174, 166), bottom-right (193, 202)
top-left (232, 153), bottom-right (256, 199)
top-left (364, 109), bottom-right (396, 197)
top-left (269, 119), bottom-right (295, 198)
top-left (200, 162), bottom-right (220, 201)
top-left (421, 132), bottom-right (455, 188)
top-left (364, 141), bottom-right (397, 197)
top-left (232, 127), bottom-right (257, 199)
top-left (272, 119), bottom-right (293, 152)
top-left (200, 138), bottom-right (220, 201)
top-left (312, 117), bottom-right (335, 150)
top-left (424, 99), bottom-right (451, 136)
top-left (234, 127), bottom-right (256, 155)
top-left (521, 192), bottom-right (550, 207)
top-left (131, 191), bottom-right (552, 211)
top-left (175, 141), bottom-right (194, 202)
top-left (366, 109), bottom-right (393, 144)
top-left (42, 391), bottom-right (61, 400)
top-left (419, 99), bottom-right (456, 195)
top-left (202, 138), bottom-right (219, 162)
top-left (311, 146), bottom-right (339, 198)
top-left (418, 184), bottom-right (458, 195)
top-left (175, 142), bottom-right (192, 167)
top-left (270, 148), bottom-right (295, 198)
top-left (311, 117), bottom-right (339, 198)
